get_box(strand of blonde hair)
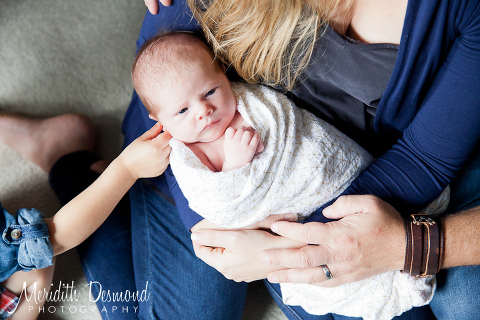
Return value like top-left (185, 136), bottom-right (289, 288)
top-left (188, 0), bottom-right (352, 90)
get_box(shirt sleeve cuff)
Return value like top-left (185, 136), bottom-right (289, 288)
top-left (2, 208), bottom-right (53, 271)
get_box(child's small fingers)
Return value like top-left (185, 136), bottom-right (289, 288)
top-left (156, 130), bottom-right (172, 143)
top-left (162, 145), bottom-right (172, 153)
top-left (141, 123), bottom-right (163, 140)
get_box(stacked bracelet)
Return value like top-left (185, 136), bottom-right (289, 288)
top-left (403, 214), bottom-right (444, 277)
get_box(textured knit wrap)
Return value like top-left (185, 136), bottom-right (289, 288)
top-left (169, 82), bottom-right (439, 320)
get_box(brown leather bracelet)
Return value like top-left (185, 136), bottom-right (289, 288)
top-left (423, 218), bottom-right (439, 275)
top-left (403, 214), bottom-right (443, 277)
top-left (410, 216), bottom-right (424, 276)
top-left (403, 218), bottom-right (412, 273)
top-left (437, 218), bottom-right (444, 273)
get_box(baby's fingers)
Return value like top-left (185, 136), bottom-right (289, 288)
top-left (241, 130), bottom-right (254, 144)
top-left (233, 128), bottom-right (245, 141)
top-left (225, 127), bottom-right (236, 140)
top-left (249, 131), bottom-right (260, 147)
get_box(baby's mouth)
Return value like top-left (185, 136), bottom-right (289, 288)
top-left (202, 119), bottom-right (220, 132)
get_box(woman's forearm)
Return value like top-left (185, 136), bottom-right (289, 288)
top-left (442, 207), bottom-right (480, 268)
top-left (46, 158), bottom-right (135, 256)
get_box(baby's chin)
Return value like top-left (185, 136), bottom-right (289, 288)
top-left (199, 132), bottom-right (225, 144)
top-left (181, 134), bottom-right (223, 145)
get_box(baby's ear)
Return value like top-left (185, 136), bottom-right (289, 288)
top-left (148, 113), bottom-right (158, 121)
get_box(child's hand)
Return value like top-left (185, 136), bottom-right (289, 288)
top-left (222, 127), bottom-right (264, 171)
top-left (119, 123), bottom-right (172, 179)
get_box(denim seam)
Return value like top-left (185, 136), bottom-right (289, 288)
top-left (140, 181), bottom-right (154, 318)
top-left (80, 259), bottom-right (111, 320)
top-left (3, 223), bottom-right (48, 243)
top-left (2, 236), bottom-right (49, 245)
top-left (263, 281), bottom-right (304, 320)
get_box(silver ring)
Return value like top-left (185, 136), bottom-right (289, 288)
top-left (321, 265), bottom-right (333, 280)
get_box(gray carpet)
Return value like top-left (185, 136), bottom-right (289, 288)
top-left (0, 1), bottom-right (286, 319)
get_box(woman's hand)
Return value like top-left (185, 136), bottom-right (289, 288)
top-left (260, 195), bottom-right (406, 287)
top-left (144, 0), bottom-right (171, 15)
top-left (191, 228), bottom-right (305, 282)
top-left (190, 213), bottom-right (302, 282)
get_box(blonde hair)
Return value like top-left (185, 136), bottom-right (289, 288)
top-left (132, 31), bottom-right (217, 113)
top-left (188, 0), bottom-right (352, 90)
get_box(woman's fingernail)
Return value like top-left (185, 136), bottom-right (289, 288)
top-left (271, 223), bottom-right (278, 234)
top-left (323, 205), bottom-right (332, 215)
top-left (191, 232), bottom-right (200, 241)
top-left (259, 253), bottom-right (270, 264)
top-left (268, 274), bottom-right (279, 283)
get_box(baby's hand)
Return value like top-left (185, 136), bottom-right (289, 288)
top-left (119, 123), bottom-right (172, 179)
top-left (222, 127), bottom-right (264, 172)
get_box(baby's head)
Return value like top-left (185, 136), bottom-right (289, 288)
top-left (132, 31), bottom-right (237, 144)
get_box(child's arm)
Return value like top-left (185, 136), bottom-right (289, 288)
top-left (46, 123), bottom-right (171, 256)
top-left (222, 127), bottom-right (264, 172)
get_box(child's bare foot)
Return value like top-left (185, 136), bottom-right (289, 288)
top-left (0, 113), bottom-right (96, 172)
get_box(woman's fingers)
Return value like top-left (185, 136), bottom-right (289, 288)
top-left (270, 221), bottom-right (332, 245)
top-left (268, 266), bottom-right (329, 285)
top-left (242, 213), bottom-right (297, 230)
top-left (267, 266), bottom-right (355, 288)
top-left (144, 0), bottom-right (159, 14)
top-left (191, 229), bottom-right (301, 282)
top-left (191, 229), bottom-right (232, 248)
top-left (260, 244), bottom-right (330, 269)
top-left (159, 0), bottom-right (172, 6)
top-left (323, 194), bottom-right (387, 219)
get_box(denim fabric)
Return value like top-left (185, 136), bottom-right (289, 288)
top-left (129, 180), bottom-right (248, 319)
top-left (429, 141), bottom-right (480, 320)
top-left (49, 150), bottom-right (139, 320)
top-left (119, 1), bottom-right (480, 319)
top-left (50, 150), bottom-right (249, 319)
top-left (1, 204), bottom-right (53, 283)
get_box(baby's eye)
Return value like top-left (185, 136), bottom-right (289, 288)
top-left (206, 88), bottom-right (216, 96)
top-left (178, 108), bottom-right (188, 115)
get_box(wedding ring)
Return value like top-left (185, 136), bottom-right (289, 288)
top-left (321, 265), bottom-right (333, 280)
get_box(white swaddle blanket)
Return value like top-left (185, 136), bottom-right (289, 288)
top-left (169, 82), bottom-right (436, 320)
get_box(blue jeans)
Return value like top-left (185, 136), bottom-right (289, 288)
top-left (50, 152), bottom-right (248, 320)
top-left (53, 1), bottom-right (480, 319)
top-left (49, 151), bottom-right (138, 320)
top-left (429, 140), bottom-right (480, 320)
top-left (129, 180), bottom-right (248, 319)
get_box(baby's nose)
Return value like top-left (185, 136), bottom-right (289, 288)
top-left (197, 104), bottom-right (213, 119)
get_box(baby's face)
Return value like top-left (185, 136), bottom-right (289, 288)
top-left (147, 52), bottom-right (236, 144)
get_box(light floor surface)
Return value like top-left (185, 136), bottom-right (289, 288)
top-left (0, 1), bottom-right (287, 319)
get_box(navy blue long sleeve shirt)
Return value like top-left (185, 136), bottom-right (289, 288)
top-left (122, 0), bottom-right (480, 229)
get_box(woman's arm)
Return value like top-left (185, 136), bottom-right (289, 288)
top-left (442, 207), bottom-right (480, 268)
top-left (144, 0), bottom-right (171, 14)
top-left (328, 0), bottom-right (480, 213)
